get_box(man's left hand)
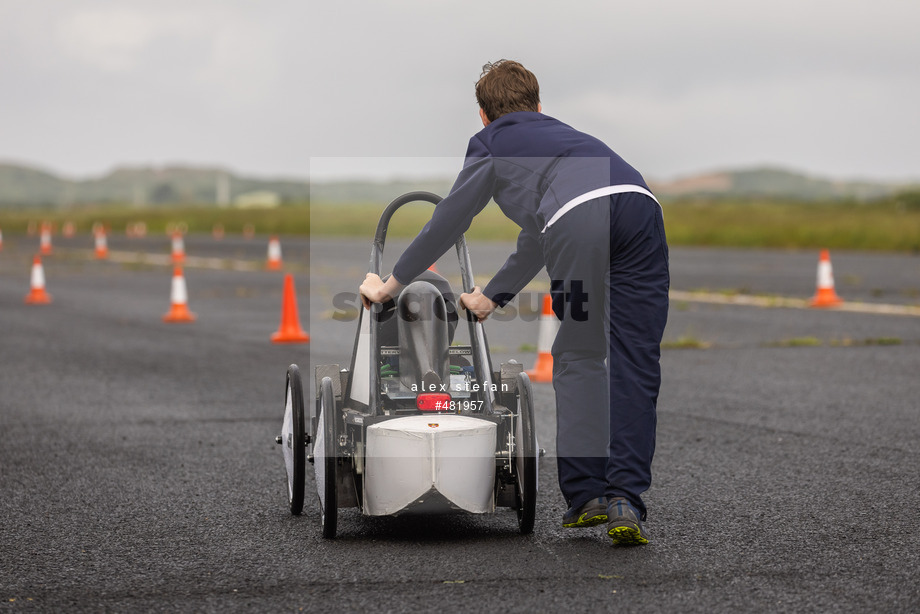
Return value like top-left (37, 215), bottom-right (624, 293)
top-left (460, 286), bottom-right (498, 322)
top-left (359, 273), bottom-right (389, 309)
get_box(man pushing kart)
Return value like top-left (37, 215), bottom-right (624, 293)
top-left (360, 60), bottom-right (669, 546)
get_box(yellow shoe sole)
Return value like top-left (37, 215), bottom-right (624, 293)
top-left (562, 513), bottom-right (608, 528)
top-left (608, 524), bottom-right (649, 546)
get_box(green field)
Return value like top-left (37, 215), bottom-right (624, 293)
top-left (660, 197), bottom-right (920, 251)
top-left (2, 194), bottom-right (919, 251)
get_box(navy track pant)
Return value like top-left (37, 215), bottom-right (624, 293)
top-left (539, 192), bottom-right (669, 520)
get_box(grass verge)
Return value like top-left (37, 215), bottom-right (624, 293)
top-left (2, 195), bottom-right (919, 251)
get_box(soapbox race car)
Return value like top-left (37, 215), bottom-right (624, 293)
top-left (278, 191), bottom-right (539, 538)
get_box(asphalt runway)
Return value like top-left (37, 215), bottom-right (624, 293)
top-left (1, 230), bottom-right (919, 612)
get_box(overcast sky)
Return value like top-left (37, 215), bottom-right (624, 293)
top-left (1, 0), bottom-right (918, 183)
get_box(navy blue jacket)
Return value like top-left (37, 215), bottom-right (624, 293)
top-left (392, 111), bottom-right (649, 305)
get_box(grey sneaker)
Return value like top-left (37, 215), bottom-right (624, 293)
top-left (562, 497), bottom-right (608, 528)
top-left (607, 497), bottom-right (650, 546)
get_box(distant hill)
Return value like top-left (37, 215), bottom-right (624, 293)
top-left (650, 166), bottom-right (907, 201)
top-left (0, 165), bottom-right (70, 207)
top-left (0, 162), bottom-right (912, 208)
top-left (309, 178), bottom-right (455, 204)
top-left (313, 168), bottom-right (915, 203)
top-left (0, 163), bottom-right (311, 208)
top-left (311, 166), bottom-right (911, 204)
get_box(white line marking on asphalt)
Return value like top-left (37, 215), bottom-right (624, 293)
top-left (52, 248), bottom-right (920, 317)
top-left (61, 248), bottom-right (262, 271)
top-left (670, 290), bottom-right (920, 317)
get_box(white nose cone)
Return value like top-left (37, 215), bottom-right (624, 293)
top-left (363, 415), bottom-right (496, 516)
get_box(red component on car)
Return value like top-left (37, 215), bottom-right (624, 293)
top-left (416, 393), bottom-right (451, 412)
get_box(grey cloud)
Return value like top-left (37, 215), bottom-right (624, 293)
top-left (1, 0), bottom-right (918, 181)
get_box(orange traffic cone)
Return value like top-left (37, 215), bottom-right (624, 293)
top-left (129, 221), bottom-right (147, 238)
top-left (94, 229), bottom-right (109, 260)
top-left (271, 274), bottom-right (310, 344)
top-left (163, 266), bottom-right (196, 322)
top-left (526, 294), bottom-right (558, 382)
top-left (24, 255), bottom-right (52, 304)
top-left (62, 221), bottom-right (76, 238)
top-left (266, 236), bottom-right (283, 270)
top-left (212, 223), bottom-right (225, 240)
top-left (171, 231), bottom-right (186, 264)
top-left (809, 249), bottom-right (843, 308)
top-left (0, 226), bottom-right (4, 251)
top-left (39, 223), bottom-right (53, 255)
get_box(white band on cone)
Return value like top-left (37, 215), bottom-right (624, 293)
top-left (817, 261), bottom-right (835, 288)
top-left (171, 275), bottom-right (188, 304)
top-left (537, 312), bottom-right (559, 353)
top-left (31, 264), bottom-right (46, 289)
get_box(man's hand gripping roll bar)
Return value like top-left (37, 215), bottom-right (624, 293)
top-left (359, 273), bottom-right (404, 309)
top-left (360, 273), bottom-right (497, 323)
top-left (460, 286), bottom-right (498, 322)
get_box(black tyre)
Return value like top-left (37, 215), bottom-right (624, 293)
top-left (317, 376), bottom-right (338, 539)
top-left (514, 372), bottom-right (538, 534)
top-left (282, 364), bottom-right (306, 515)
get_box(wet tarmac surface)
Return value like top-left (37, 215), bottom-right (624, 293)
top-left (2, 232), bottom-right (919, 612)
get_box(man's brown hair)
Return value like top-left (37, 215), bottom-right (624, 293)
top-left (475, 60), bottom-right (540, 122)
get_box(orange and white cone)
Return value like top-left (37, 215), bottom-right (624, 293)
top-left (171, 231), bottom-right (186, 264)
top-left (62, 221), bottom-right (76, 238)
top-left (131, 221), bottom-right (147, 238)
top-left (94, 229), bottom-right (109, 259)
top-left (24, 255), bottom-right (52, 304)
top-left (39, 223), bottom-right (53, 255)
top-left (212, 223), bottom-right (225, 240)
top-left (271, 274), bottom-right (310, 344)
top-left (809, 249), bottom-right (843, 308)
top-left (163, 266), bottom-right (196, 322)
top-left (243, 223), bottom-right (255, 240)
top-left (266, 236), bottom-right (283, 270)
top-left (526, 294), bottom-right (559, 382)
